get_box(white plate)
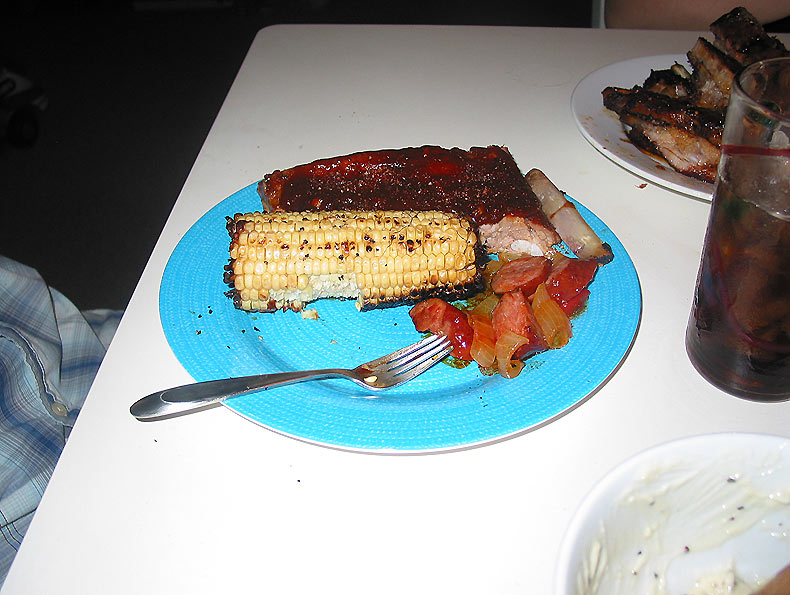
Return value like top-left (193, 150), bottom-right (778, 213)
top-left (571, 54), bottom-right (714, 202)
top-left (555, 432), bottom-right (790, 594)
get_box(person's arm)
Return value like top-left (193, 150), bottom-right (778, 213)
top-left (604, 0), bottom-right (789, 30)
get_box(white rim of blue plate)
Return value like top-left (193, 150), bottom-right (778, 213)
top-left (159, 182), bottom-right (642, 453)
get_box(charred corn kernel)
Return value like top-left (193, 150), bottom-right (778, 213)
top-left (225, 210), bottom-right (482, 312)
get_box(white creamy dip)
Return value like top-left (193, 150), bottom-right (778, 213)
top-left (576, 446), bottom-right (790, 594)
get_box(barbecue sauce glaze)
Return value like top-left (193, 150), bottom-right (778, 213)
top-left (258, 145), bottom-right (550, 228)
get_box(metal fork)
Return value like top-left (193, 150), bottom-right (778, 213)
top-left (130, 334), bottom-right (452, 421)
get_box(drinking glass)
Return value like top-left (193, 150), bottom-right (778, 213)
top-left (686, 56), bottom-right (790, 402)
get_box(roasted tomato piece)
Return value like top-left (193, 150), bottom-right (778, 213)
top-left (559, 288), bottom-right (591, 316)
top-left (409, 298), bottom-right (474, 360)
top-left (490, 256), bottom-right (552, 296)
top-left (491, 291), bottom-right (547, 360)
top-left (546, 258), bottom-right (599, 315)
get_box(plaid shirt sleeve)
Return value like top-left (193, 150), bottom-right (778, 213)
top-left (0, 255), bottom-right (121, 585)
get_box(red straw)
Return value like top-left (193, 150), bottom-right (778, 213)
top-left (722, 144), bottom-right (790, 158)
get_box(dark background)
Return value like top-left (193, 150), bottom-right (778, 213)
top-left (0, 1), bottom-right (786, 310)
top-left (0, 0), bottom-right (594, 311)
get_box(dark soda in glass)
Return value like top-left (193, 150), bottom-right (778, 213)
top-left (686, 56), bottom-right (790, 401)
top-left (686, 176), bottom-right (790, 401)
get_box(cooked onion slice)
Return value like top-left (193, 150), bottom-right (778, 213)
top-left (525, 168), bottom-right (613, 264)
top-left (483, 259), bottom-right (504, 289)
top-left (495, 330), bottom-right (530, 379)
top-left (471, 294), bottom-right (500, 319)
top-left (531, 283), bottom-right (572, 348)
top-left (469, 312), bottom-right (497, 369)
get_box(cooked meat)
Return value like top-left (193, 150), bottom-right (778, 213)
top-left (602, 87), bottom-right (665, 156)
top-left (490, 256), bottom-right (551, 296)
top-left (619, 112), bottom-right (721, 183)
top-left (687, 37), bottom-right (743, 110)
top-left (618, 117), bottom-right (664, 157)
top-left (601, 85), bottom-right (637, 114)
top-left (258, 145), bottom-right (561, 256)
top-left (642, 66), bottom-right (695, 99)
top-left (476, 215), bottom-right (561, 257)
top-left (600, 7), bottom-right (787, 184)
top-left (602, 86), bottom-right (724, 147)
top-left (710, 7), bottom-right (789, 66)
top-left (490, 291), bottom-right (547, 359)
top-left (409, 298), bottom-right (474, 360)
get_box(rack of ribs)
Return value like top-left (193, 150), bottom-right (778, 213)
top-left (600, 6), bottom-right (787, 183)
top-left (258, 145), bottom-right (562, 257)
top-left (602, 87), bottom-right (724, 183)
top-left (710, 7), bottom-right (789, 66)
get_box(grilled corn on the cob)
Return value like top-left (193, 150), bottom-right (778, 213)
top-left (225, 210), bottom-right (483, 312)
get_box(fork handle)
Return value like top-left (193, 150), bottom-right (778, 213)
top-left (129, 369), bottom-right (351, 420)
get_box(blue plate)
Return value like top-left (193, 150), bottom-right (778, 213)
top-left (159, 183), bottom-right (641, 452)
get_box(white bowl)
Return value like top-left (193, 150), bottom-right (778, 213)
top-left (555, 433), bottom-right (790, 595)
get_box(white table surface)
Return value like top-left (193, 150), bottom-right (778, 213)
top-left (4, 24), bottom-right (789, 594)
